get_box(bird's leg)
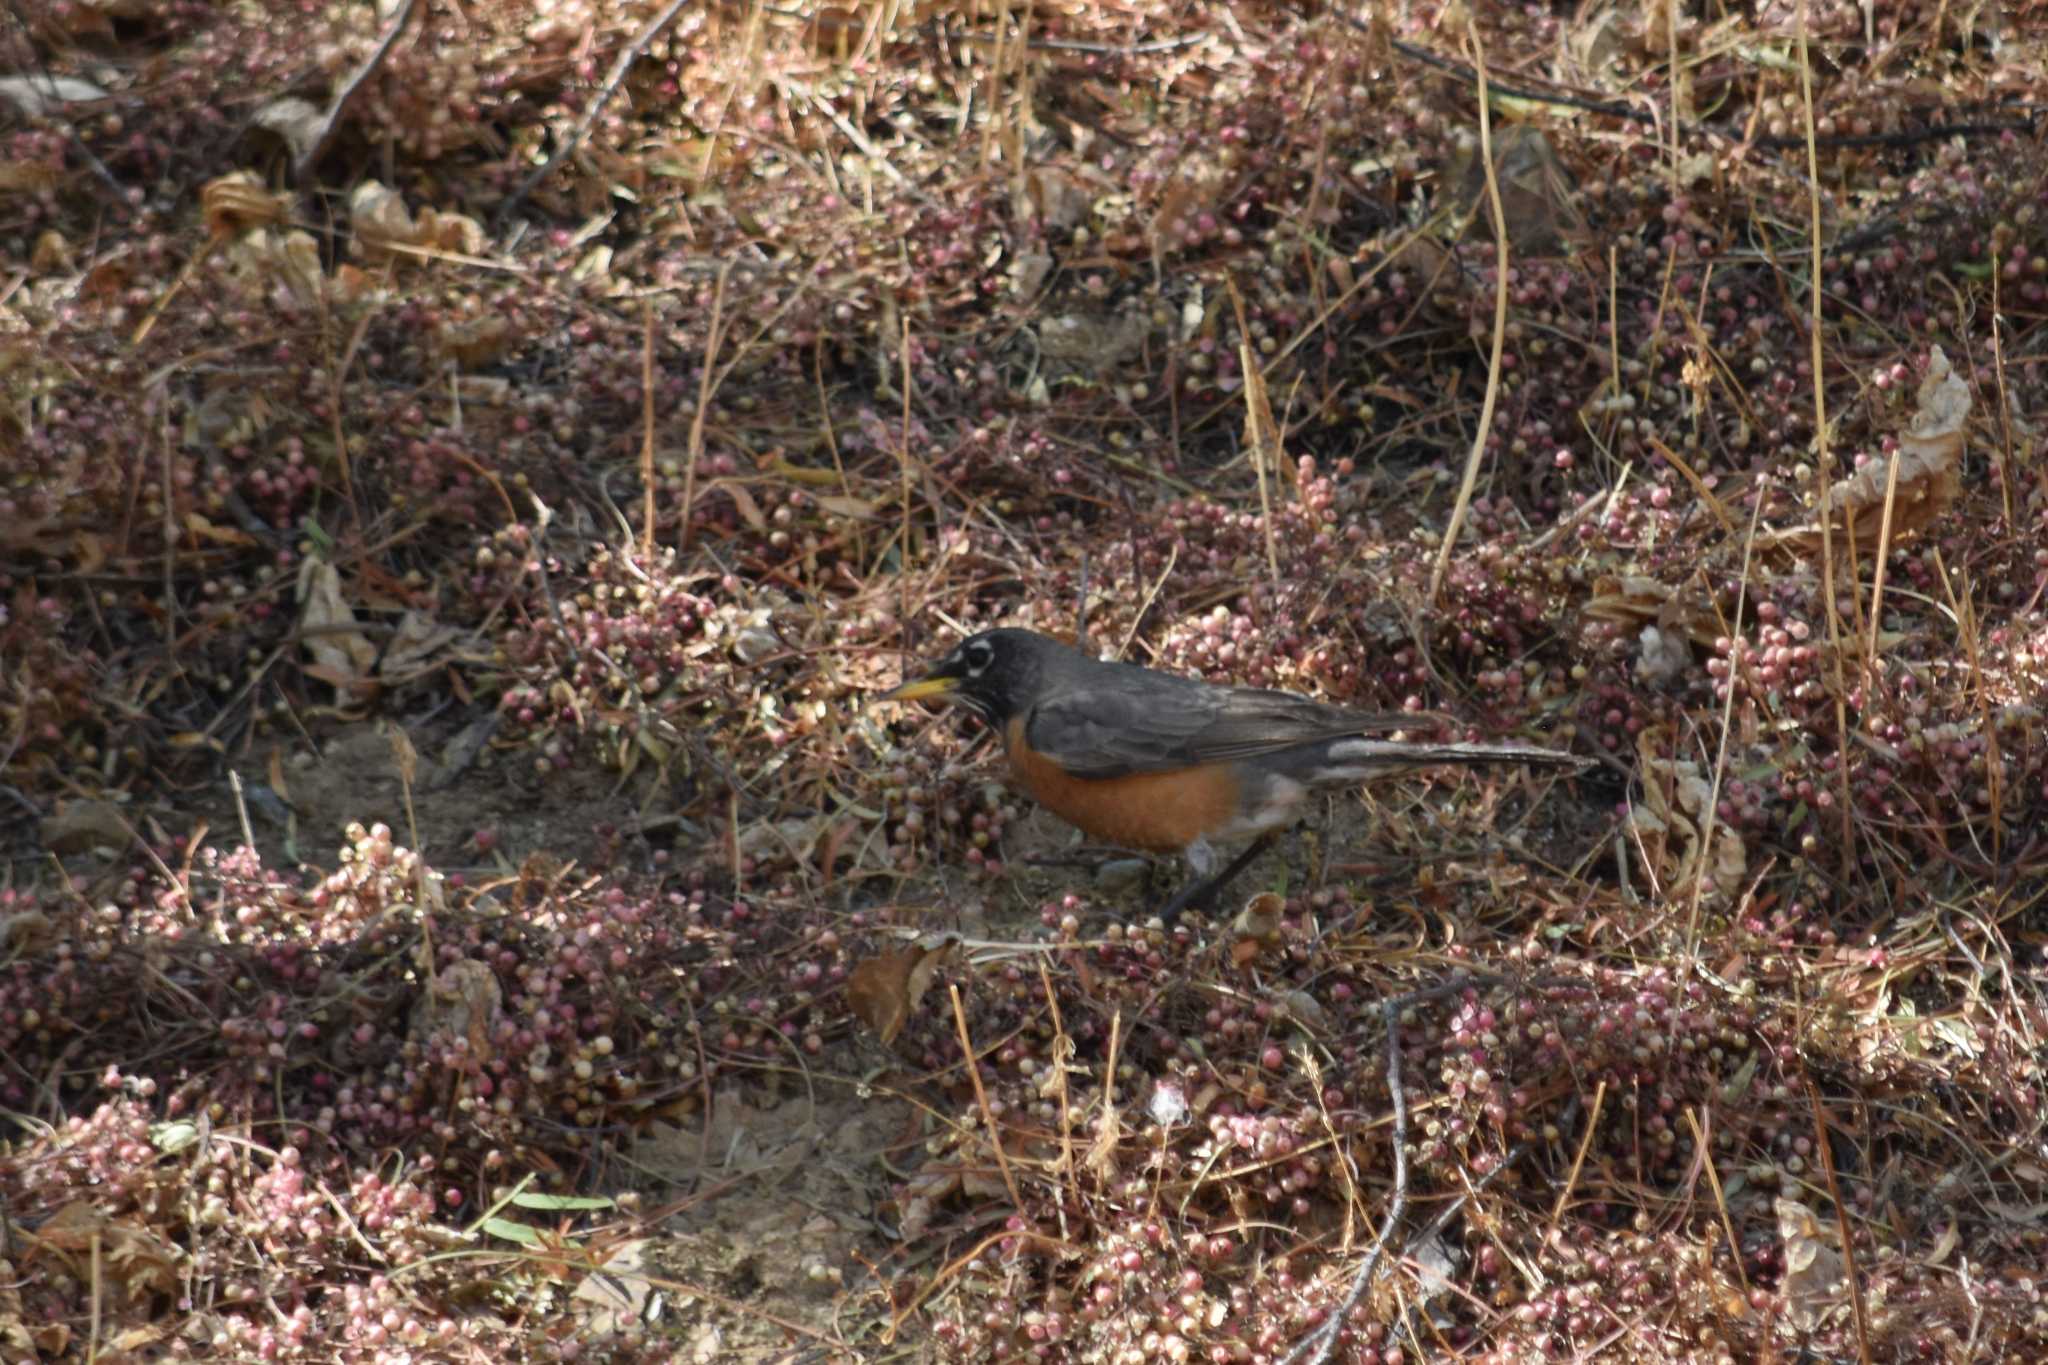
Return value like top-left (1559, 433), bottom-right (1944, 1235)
top-left (1157, 835), bottom-right (1277, 926)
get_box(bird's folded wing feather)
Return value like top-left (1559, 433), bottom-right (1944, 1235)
top-left (1024, 683), bottom-right (1415, 780)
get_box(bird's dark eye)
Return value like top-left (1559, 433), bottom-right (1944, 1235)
top-left (962, 639), bottom-right (994, 674)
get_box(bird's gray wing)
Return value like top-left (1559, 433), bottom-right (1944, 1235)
top-left (1024, 678), bottom-right (1414, 780)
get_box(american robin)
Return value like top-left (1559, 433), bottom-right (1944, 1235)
top-left (882, 627), bottom-right (1585, 923)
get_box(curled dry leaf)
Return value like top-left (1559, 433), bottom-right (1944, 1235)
top-left (223, 228), bottom-right (324, 306)
top-left (296, 559), bottom-right (380, 703)
top-left (1774, 1196), bottom-right (1847, 1332)
top-left (433, 315), bottom-right (513, 370)
top-left (1626, 725), bottom-right (1747, 903)
top-left (350, 181), bottom-right (487, 264)
top-left (1767, 346), bottom-right (1969, 554)
top-left (1454, 124), bottom-right (1584, 253)
top-left (31, 229), bottom-right (71, 274)
top-left (379, 609), bottom-right (463, 678)
top-left (201, 171), bottom-right (292, 238)
top-left (1582, 573), bottom-right (1726, 648)
top-left (39, 798), bottom-right (133, 855)
top-left (1228, 891), bottom-right (1285, 968)
top-left (847, 933), bottom-right (961, 1045)
top-left (27, 1204), bottom-right (179, 1300)
top-left (250, 96), bottom-right (328, 166)
top-left (408, 959), bottom-right (503, 1061)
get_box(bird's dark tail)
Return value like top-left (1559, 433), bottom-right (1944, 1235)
top-left (1297, 738), bottom-right (1587, 786)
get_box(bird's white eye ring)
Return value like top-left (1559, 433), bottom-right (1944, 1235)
top-left (962, 639), bottom-right (994, 674)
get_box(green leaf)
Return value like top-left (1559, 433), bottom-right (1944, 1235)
top-left (482, 1218), bottom-right (543, 1246)
top-left (511, 1193), bottom-right (615, 1212)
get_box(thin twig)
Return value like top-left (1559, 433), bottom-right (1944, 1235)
top-left (1795, 0), bottom-right (1859, 882)
top-left (1429, 21), bottom-right (1508, 602)
top-left (1806, 1082), bottom-right (1874, 1365)
top-left (494, 0), bottom-right (698, 227)
top-left (1285, 995), bottom-right (1409, 1365)
top-left (294, 0), bottom-right (422, 180)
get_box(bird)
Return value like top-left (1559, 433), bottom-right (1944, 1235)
top-left (881, 627), bottom-right (1586, 924)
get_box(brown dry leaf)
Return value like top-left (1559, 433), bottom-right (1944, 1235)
top-left (1228, 891), bottom-right (1285, 967)
top-left (201, 171), bottom-right (291, 238)
top-left (40, 798), bottom-right (133, 855)
top-left (1626, 727), bottom-right (1747, 902)
top-left (408, 959), bottom-right (503, 1061)
top-left (1766, 346), bottom-right (1969, 554)
top-left (251, 96), bottom-right (327, 165)
top-left (1775, 1197), bottom-right (1847, 1332)
top-left (350, 181), bottom-right (423, 262)
top-left (380, 610), bottom-right (462, 678)
top-left (0, 910), bottom-right (55, 957)
top-left (433, 315), bottom-right (512, 370)
top-left (1582, 574), bottom-right (1725, 646)
top-left (31, 229), bottom-right (72, 274)
top-left (183, 512), bottom-right (260, 548)
top-left (223, 228), bottom-right (324, 305)
top-left (296, 559), bottom-right (379, 702)
top-left (1147, 160), bottom-right (1225, 273)
top-left (1455, 124), bottom-right (1583, 253)
top-left (0, 161), bottom-right (62, 194)
top-left (27, 1205), bottom-right (179, 1299)
top-left (846, 934), bottom-right (960, 1045)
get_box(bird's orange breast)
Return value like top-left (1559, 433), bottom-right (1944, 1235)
top-left (1002, 715), bottom-right (1241, 853)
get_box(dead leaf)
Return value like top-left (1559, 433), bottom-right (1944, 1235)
top-left (380, 610), bottom-right (462, 677)
top-left (572, 1237), bottom-right (656, 1334)
top-left (1765, 346), bottom-right (1969, 554)
top-left (184, 512), bottom-right (260, 548)
top-left (0, 910), bottom-right (55, 957)
top-left (846, 934), bottom-right (960, 1045)
top-left (40, 799), bottom-right (133, 855)
top-left (1775, 1197), bottom-right (1847, 1332)
top-left (201, 171), bottom-right (292, 238)
top-left (30, 229), bottom-right (71, 274)
top-left (434, 315), bottom-right (513, 370)
top-left (250, 96), bottom-right (327, 165)
top-left (1582, 574), bottom-right (1726, 647)
top-left (0, 74), bottom-right (109, 117)
top-left (1626, 726), bottom-right (1747, 902)
top-left (1228, 891), bottom-right (1285, 967)
top-left (296, 559), bottom-right (379, 703)
top-left (1454, 124), bottom-right (1583, 253)
top-left (408, 959), bottom-right (502, 1061)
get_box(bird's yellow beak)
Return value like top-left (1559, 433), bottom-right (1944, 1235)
top-left (878, 673), bottom-right (959, 704)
